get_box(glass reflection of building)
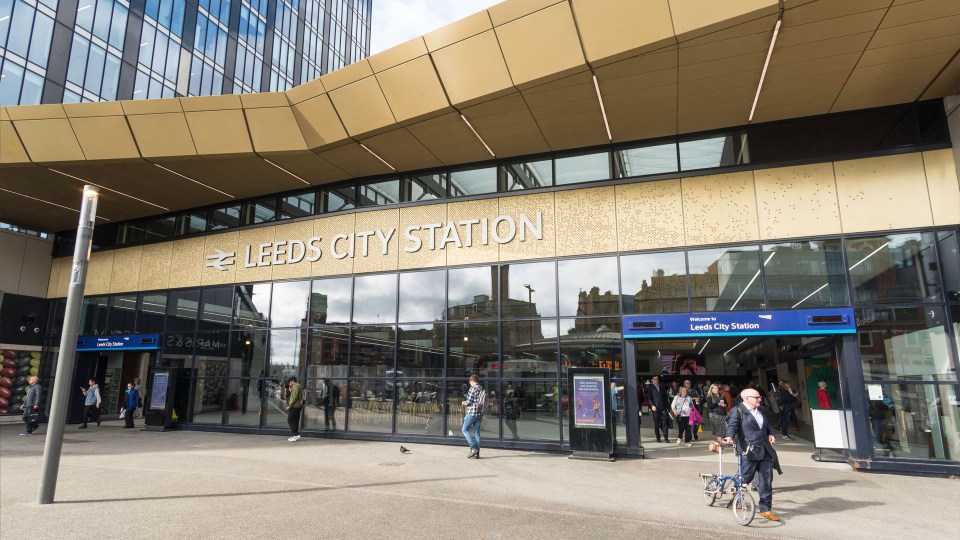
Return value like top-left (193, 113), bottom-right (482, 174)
top-left (0, 0), bottom-right (371, 105)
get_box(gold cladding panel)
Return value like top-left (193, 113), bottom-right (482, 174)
top-left (488, 0), bottom-right (562, 26)
top-left (109, 246), bottom-right (143, 293)
top-left (682, 172), bottom-right (760, 246)
top-left (185, 110), bottom-right (254, 156)
top-left (669, 0), bottom-right (778, 39)
top-left (13, 119), bottom-right (85, 162)
top-left (0, 121), bottom-right (30, 163)
top-left (139, 242), bottom-right (172, 291)
top-left (554, 187), bottom-right (618, 256)
top-left (85, 251), bottom-right (115, 296)
top-left (399, 204), bottom-right (447, 270)
top-left (55, 257), bottom-right (70, 297)
top-left (69, 116), bottom-right (140, 160)
top-left (200, 232), bottom-right (240, 285)
top-left (235, 226), bottom-right (277, 283)
top-left (168, 237), bottom-right (206, 289)
top-left (327, 77), bottom-right (397, 138)
top-left (313, 214), bottom-right (356, 277)
top-left (272, 220), bottom-right (316, 280)
top-left (430, 31), bottom-right (514, 107)
top-left (615, 180), bottom-right (685, 251)
top-left (375, 56), bottom-right (450, 124)
top-left (445, 199), bottom-right (500, 266)
top-left (291, 95), bottom-right (349, 150)
top-left (922, 149), bottom-right (960, 226)
top-left (571, 0), bottom-right (675, 65)
top-left (126, 113), bottom-right (198, 158)
top-left (353, 208), bottom-right (400, 274)
top-left (245, 107), bottom-right (308, 154)
top-left (497, 192), bottom-right (557, 261)
top-left (46, 257), bottom-right (63, 298)
top-left (834, 153), bottom-right (933, 233)
top-left (754, 163), bottom-right (842, 240)
top-left (424, 11), bottom-right (493, 51)
top-left (494, 3), bottom-right (586, 88)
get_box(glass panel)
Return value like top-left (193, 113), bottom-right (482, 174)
top-left (144, 215), bottom-right (176, 241)
top-left (118, 221), bottom-right (146, 244)
top-left (302, 378), bottom-right (343, 430)
top-left (137, 292), bottom-right (166, 333)
top-left (398, 270), bottom-right (445, 323)
top-left (305, 326), bottom-right (349, 379)
top-left (445, 378), bottom-right (499, 441)
top-left (231, 328), bottom-right (267, 379)
top-left (857, 306), bottom-right (954, 382)
top-left (0, 63), bottom-right (22, 105)
top-left (268, 328), bottom-right (306, 381)
top-left (350, 325), bottom-right (396, 377)
top-left (503, 160), bottom-right (551, 191)
top-left (448, 321), bottom-right (498, 378)
top-left (106, 295), bottom-right (137, 333)
top-left (620, 251), bottom-right (688, 314)
top-left (28, 11), bottom-right (54, 66)
top-left (209, 204), bottom-right (241, 230)
top-left (679, 133), bottom-right (746, 170)
top-left (447, 266), bottom-right (496, 319)
top-left (310, 277), bottom-right (352, 325)
top-left (688, 245), bottom-right (765, 311)
top-left (449, 167), bottom-right (496, 197)
top-left (358, 178), bottom-right (399, 206)
top-left (270, 280), bottom-right (310, 327)
top-left (500, 261), bottom-right (557, 318)
top-left (397, 324), bottom-right (444, 378)
top-left (615, 141), bottom-right (678, 178)
top-left (939, 230), bottom-right (959, 302)
top-left (325, 186), bottom-right (355, 212)
top-left (245, 198), bottom-right (277, 224)
top-left (396, 378), bottom-right (443, 435)
top-left (191, 377), bottom-right (225, 424)
top-left (80, 297), bottom-right (109, 335)
top-left (279, 192), bottom-right (316, 219)
top-left (109, 3), bottom-right (127, 49)
top-left (502, 379), bottom-right (561, 441)
top-left (352, 273), bottom-right (396, 324)
top-left (555, 152), bottom-right (610, 185)
top-left (345, 378), bottom-right (393, 433)
top-left (848, 232), bottom-right (942, 303)
top-left (763, 239), bottom-right (849, 309)
top-left (559, 317), bottom-right (623, 378)
top-left (7, 2), bottom-right (32, 55)
top-left (501, 319), bottom-right (558, 377)
top-left (866, 383), bottom-right (959, 462)
top-left (557, 256), bottom-right (621, 317)
top-left (402, 173), bottom-right (446, 201)
top-left (198, 287), bottom-right (232, 331)
top-left (223, 378), bottom-right (264, 426)
top-left (234, 283), bottom-right (271, 328)
top-left (165, 289), bottom-right (200, 331)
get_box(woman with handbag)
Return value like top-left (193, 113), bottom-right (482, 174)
top-left (705, 384), bottom-right (728, 436)
top-left (671, 387), bottom-right (694, 447)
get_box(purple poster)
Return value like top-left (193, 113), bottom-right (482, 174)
top-left (573, 375), bottom-right (606, 428)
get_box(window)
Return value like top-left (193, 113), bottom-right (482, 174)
top-left (502, 160), bottom-right (551, 191)
top-left (615, 142), bottom-right (678, 178)
top-left (762, 240), bottom-right (848, 309)
top-left (279, 192), bottom-right (316, 219)
top-left (555, 152), bottom-right (609, 185)
top-left (358, 178), bottom-right (400, 206)
top-left (620, 251), bottom-right (688, 314)
top-left (847, 233), bottom-right (942, 304)
top-left (449, 167), bottom-right (496, 197)
top-left (687, 245), bottom-right (764, 311)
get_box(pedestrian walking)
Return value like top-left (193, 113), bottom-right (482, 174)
top-left (461, 374), bottom-right (484, 459)
top-left (725, 389), bottom-right (781, 522)
top-left (777, 380), bottom-right (799, 440)
top-left (705, 384), bottom-right (728, 436)
top-left (320, 378), bottom-right (336, 430)
top-left (645, 376), bottom-right (669, 443)
top-left (20, 376), bottom-right (42, 435)
top-left (133, 377), bottom-right (144, 418)
top-left (671, 386), bottom-right (693, 447)
top-left (123, 382), bottom-right (140, 429)
top-left (285, 377), bottom-right (304, 442)
top-left (79, 378), bottom-right (101, 429)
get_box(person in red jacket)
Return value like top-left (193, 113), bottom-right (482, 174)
top-left (816, 381), bottom-right (833, 409)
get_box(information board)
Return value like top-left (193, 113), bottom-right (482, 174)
top-left (623, 308), bottom-right (857, 339)
top-left (150, 372), bottom-right (169, 411)
top-left (572, 374), bottom-right (606, 429)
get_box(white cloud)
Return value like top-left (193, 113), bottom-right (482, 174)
top-left (371, 0), bottom-right (503, 54)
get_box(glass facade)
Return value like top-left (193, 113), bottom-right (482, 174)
top-left (0, 0), bottom-right (371, 105)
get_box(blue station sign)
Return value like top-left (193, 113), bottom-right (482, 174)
top-left (623, 308), bottom-right (856, 339)
top-left (76, 334), bottom-right (161, 352)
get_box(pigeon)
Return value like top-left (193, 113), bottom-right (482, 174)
top-left (400, 445), bottom-right (411, 454)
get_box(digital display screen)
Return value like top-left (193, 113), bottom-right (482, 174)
top-left (150, 372), bottom-right (169, 410)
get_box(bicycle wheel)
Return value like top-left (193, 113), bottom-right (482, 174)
top-left (732, 489), bottom-right (756, 526)
top-left (703, 478), bottom-right (719, 506)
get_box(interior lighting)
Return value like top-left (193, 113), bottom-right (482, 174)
top-left (459, 114), bottom-right (495, 158)
top-left (359, 143), bottom-right (396, 171)
top-left (0, 187), bottom-right (110, 221)
top-left (154, 163), bottom-right (235, 198)
top-left (48, 168), bottom-right (169, 211)
top-left (729, 252), bottom-right (775, 311)
top-left (592, 74), bottom-right (612, 141)
top-left (263, 158), bottom-right (311, 186)
top-left (725, 338), bottom-right (748, 355)
top-left (792, 241), bottom-right (891, 308)
top-left (748, 17), bottom-right (782, 122)
top-left (698, 339), bottom-right (711, 355)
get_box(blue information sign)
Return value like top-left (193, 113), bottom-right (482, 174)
top-left (76, 334), bottom-right (161, 352)
top-left (623, 308), bottom-right (856, 339)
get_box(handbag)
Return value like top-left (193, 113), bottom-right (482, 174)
top-left (689, 406), bottom-right (703, 425)
top-left (119, 408), bottom-right (126, 419)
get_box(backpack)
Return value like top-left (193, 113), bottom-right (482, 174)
top-left (299, 386), bottom-right (308, 407)
top-left (475, 388), bottom-right (487, 411)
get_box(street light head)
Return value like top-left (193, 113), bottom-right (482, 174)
top-left (83, 185), bottom-right (99, 200)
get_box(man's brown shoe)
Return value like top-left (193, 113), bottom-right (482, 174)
top-left (759, 511), bottom-right (780, 521)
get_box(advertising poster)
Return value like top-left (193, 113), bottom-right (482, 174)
top-left (659, 354), bottom-right (675, 375)
top-left (150, 372), bottom-right (169, 410)
top-left (573, 374), bottom-right (606, 428)
top-left (804, 357), bottom-right (838, 409)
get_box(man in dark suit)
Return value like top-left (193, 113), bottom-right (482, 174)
top-left (725, 388), bottom-right (780, 521)
top-left (645, 376), bottom-right (669, 443)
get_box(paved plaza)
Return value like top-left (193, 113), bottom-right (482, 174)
top-left (1, 422), bottom-right (957, 539)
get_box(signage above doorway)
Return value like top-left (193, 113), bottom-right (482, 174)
top-left (622, 308), bottom-right (856, 339)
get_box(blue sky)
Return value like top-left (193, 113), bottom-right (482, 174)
top-left (371, 0), bottom-right (502, 54)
